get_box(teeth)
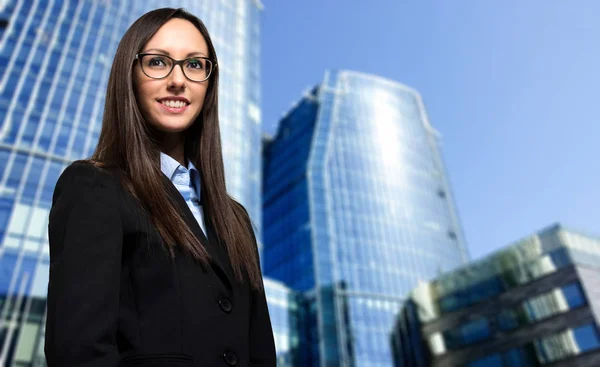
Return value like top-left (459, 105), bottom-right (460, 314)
top-left (162, 100), bottom-right (186, 108)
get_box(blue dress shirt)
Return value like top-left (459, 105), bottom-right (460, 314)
top-left (160, 152), bottom-right (207, 235)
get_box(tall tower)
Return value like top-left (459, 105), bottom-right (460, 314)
top-left (262, 70), bottom-right (469, 366)
top-left (0, 1), bottom-right (263, 365)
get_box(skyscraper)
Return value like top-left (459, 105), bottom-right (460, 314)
top-left (393, 224), bottom-right (600, 367)
top-left (262, 70), bottom-right (469, 366)
top-left (263, 278), bottom-right (301, 367)
top-left (0, 1), bottom-right (263, 365)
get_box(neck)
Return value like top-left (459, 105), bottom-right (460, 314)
top-left (159, 133), bottom-right (186, 166)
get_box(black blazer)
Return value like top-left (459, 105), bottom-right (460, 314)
top-left (45, 162), bottom-right (276, 367)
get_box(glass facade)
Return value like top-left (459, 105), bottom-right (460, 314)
top-left (392, 224), bottom-right (600, 367)
top-left (0, 1), bottom-right (263, 365)
top-left (263, 278), bottom-right (300, 367)
top-left (463, 322), bottom-right (600, 367)
top-left (263, 70), bottom-right (469, 366)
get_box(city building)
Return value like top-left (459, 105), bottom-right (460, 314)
top-left (392, 224), bottom-right (600, 367)
top-left (0, 1), bottom-right (263, 365)
top-left (262, 70), bottom-right (469, 366)
top-left (264, 278), bottom-right (301, 367)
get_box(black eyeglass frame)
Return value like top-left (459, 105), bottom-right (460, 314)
top-left (134, 53), bottom-right (217, 82)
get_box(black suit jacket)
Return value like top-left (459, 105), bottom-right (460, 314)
top-left (45, 162), bottom-right (276, 367)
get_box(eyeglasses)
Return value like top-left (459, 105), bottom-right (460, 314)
top-left (135, 53), bottom-right (216, 82)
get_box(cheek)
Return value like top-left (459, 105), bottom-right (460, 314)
top-left (197, 87), bottom-right (209, 108)
top-left (189, 88), bottom-right (207, 116)
top-left (133, 70), bottom-right (155, 102)
top-left (136, 83), bottom-right (159, 112)
top-left (133, 84), bottom-right (158, 122)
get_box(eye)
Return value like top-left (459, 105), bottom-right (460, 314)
top-left (146, 56), bottom-right (168, 68)
top-left (186, 58), bottom-right (205, 70)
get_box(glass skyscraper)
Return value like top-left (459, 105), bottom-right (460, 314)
top-left (393, 224), bottom-right (600, 367)
top-left (262, 70), bottom-right (469, 366)
top-left (264, 278), bottom-right (301, 367)
top-left (0, 1), bottom-right (262, 365)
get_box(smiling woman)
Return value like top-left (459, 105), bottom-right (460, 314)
top-left (44, 8), bottom-right (276, 367)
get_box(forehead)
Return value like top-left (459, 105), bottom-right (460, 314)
top-left (144, 18), bottom-right (208, 56)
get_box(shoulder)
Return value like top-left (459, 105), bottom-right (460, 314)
top-left (49, 161), bottom-right (124, 227)
top-left (53, 160), bottom-right (120, 200)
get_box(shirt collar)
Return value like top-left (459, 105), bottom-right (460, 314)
top-left (160, 152), bottom-right (181, 181)
top-left (160, 152), bottom-right (202, 201)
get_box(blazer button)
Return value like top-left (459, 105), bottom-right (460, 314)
top-left (218, 297), bottom-right (233, 313)
top-left (223, 351), bottom-right (238, 366)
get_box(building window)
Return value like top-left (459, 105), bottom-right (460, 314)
top-left (535, 323), bottom-right (600, 363)
top-left (573, 324), bottom-right (600, 352)
top-left (496, 309), bottom-right (519, 332)
top-left (465, 353), bottom-right (502, 367)
top-left (503, 346), bottom-right (537, 367)
top-left (562, 283), bottom-right (586, 309)
top-left (444, 317), bottom-right (491, 349)
top-left (438, 276), bottom-right (503, 312)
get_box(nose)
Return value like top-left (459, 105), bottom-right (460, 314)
top-left (167, 64), bottom-right (186, 90)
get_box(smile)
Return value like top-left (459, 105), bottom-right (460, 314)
top-left (161, 100), bottom-right (187, 108)
top-left (157, 98), bottom-right (190, 113)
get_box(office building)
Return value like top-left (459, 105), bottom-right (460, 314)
top-left (264, 278), bottom-right (302, 367)
top-left (392, 224), bottom-right (600, 367)
top-left (263, 70), bottom-right (469, 366)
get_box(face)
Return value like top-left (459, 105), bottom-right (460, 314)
top-left (134, 18), bottom-right (210, 137)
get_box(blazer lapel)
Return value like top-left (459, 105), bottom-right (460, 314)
top-left (161, 175), bottom-right (233, 288)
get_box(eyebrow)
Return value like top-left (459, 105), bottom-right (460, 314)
top-left (143, 48), bottom-right (208, 58)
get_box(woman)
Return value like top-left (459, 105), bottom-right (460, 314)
top-left (45, 8), bottom-right (276, 367)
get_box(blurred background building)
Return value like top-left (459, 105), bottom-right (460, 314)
top-left (392, 224), bottom-right (600, 367)
top-left (262, 70), bottom-right (469, 366)
top-left (263, 278), bottom-right (302, 367)
top-left (0, 1), bottom-right (263, 365)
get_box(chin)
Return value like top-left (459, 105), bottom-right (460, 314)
top-left (150, 119), bottom-right (194, 133)
top-left (157, 126), bottom-right (191, 133)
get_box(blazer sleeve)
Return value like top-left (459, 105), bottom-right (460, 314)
top-left (45, 162), bottom-right (123, 367)
top-left (245, 212), bottom-right (277, 366)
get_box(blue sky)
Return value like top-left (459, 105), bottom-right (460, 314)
top-left (260, 0), bottom-right (600, 260)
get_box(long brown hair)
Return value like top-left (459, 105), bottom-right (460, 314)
top-left (89, 8), bottom-right (262, 289)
